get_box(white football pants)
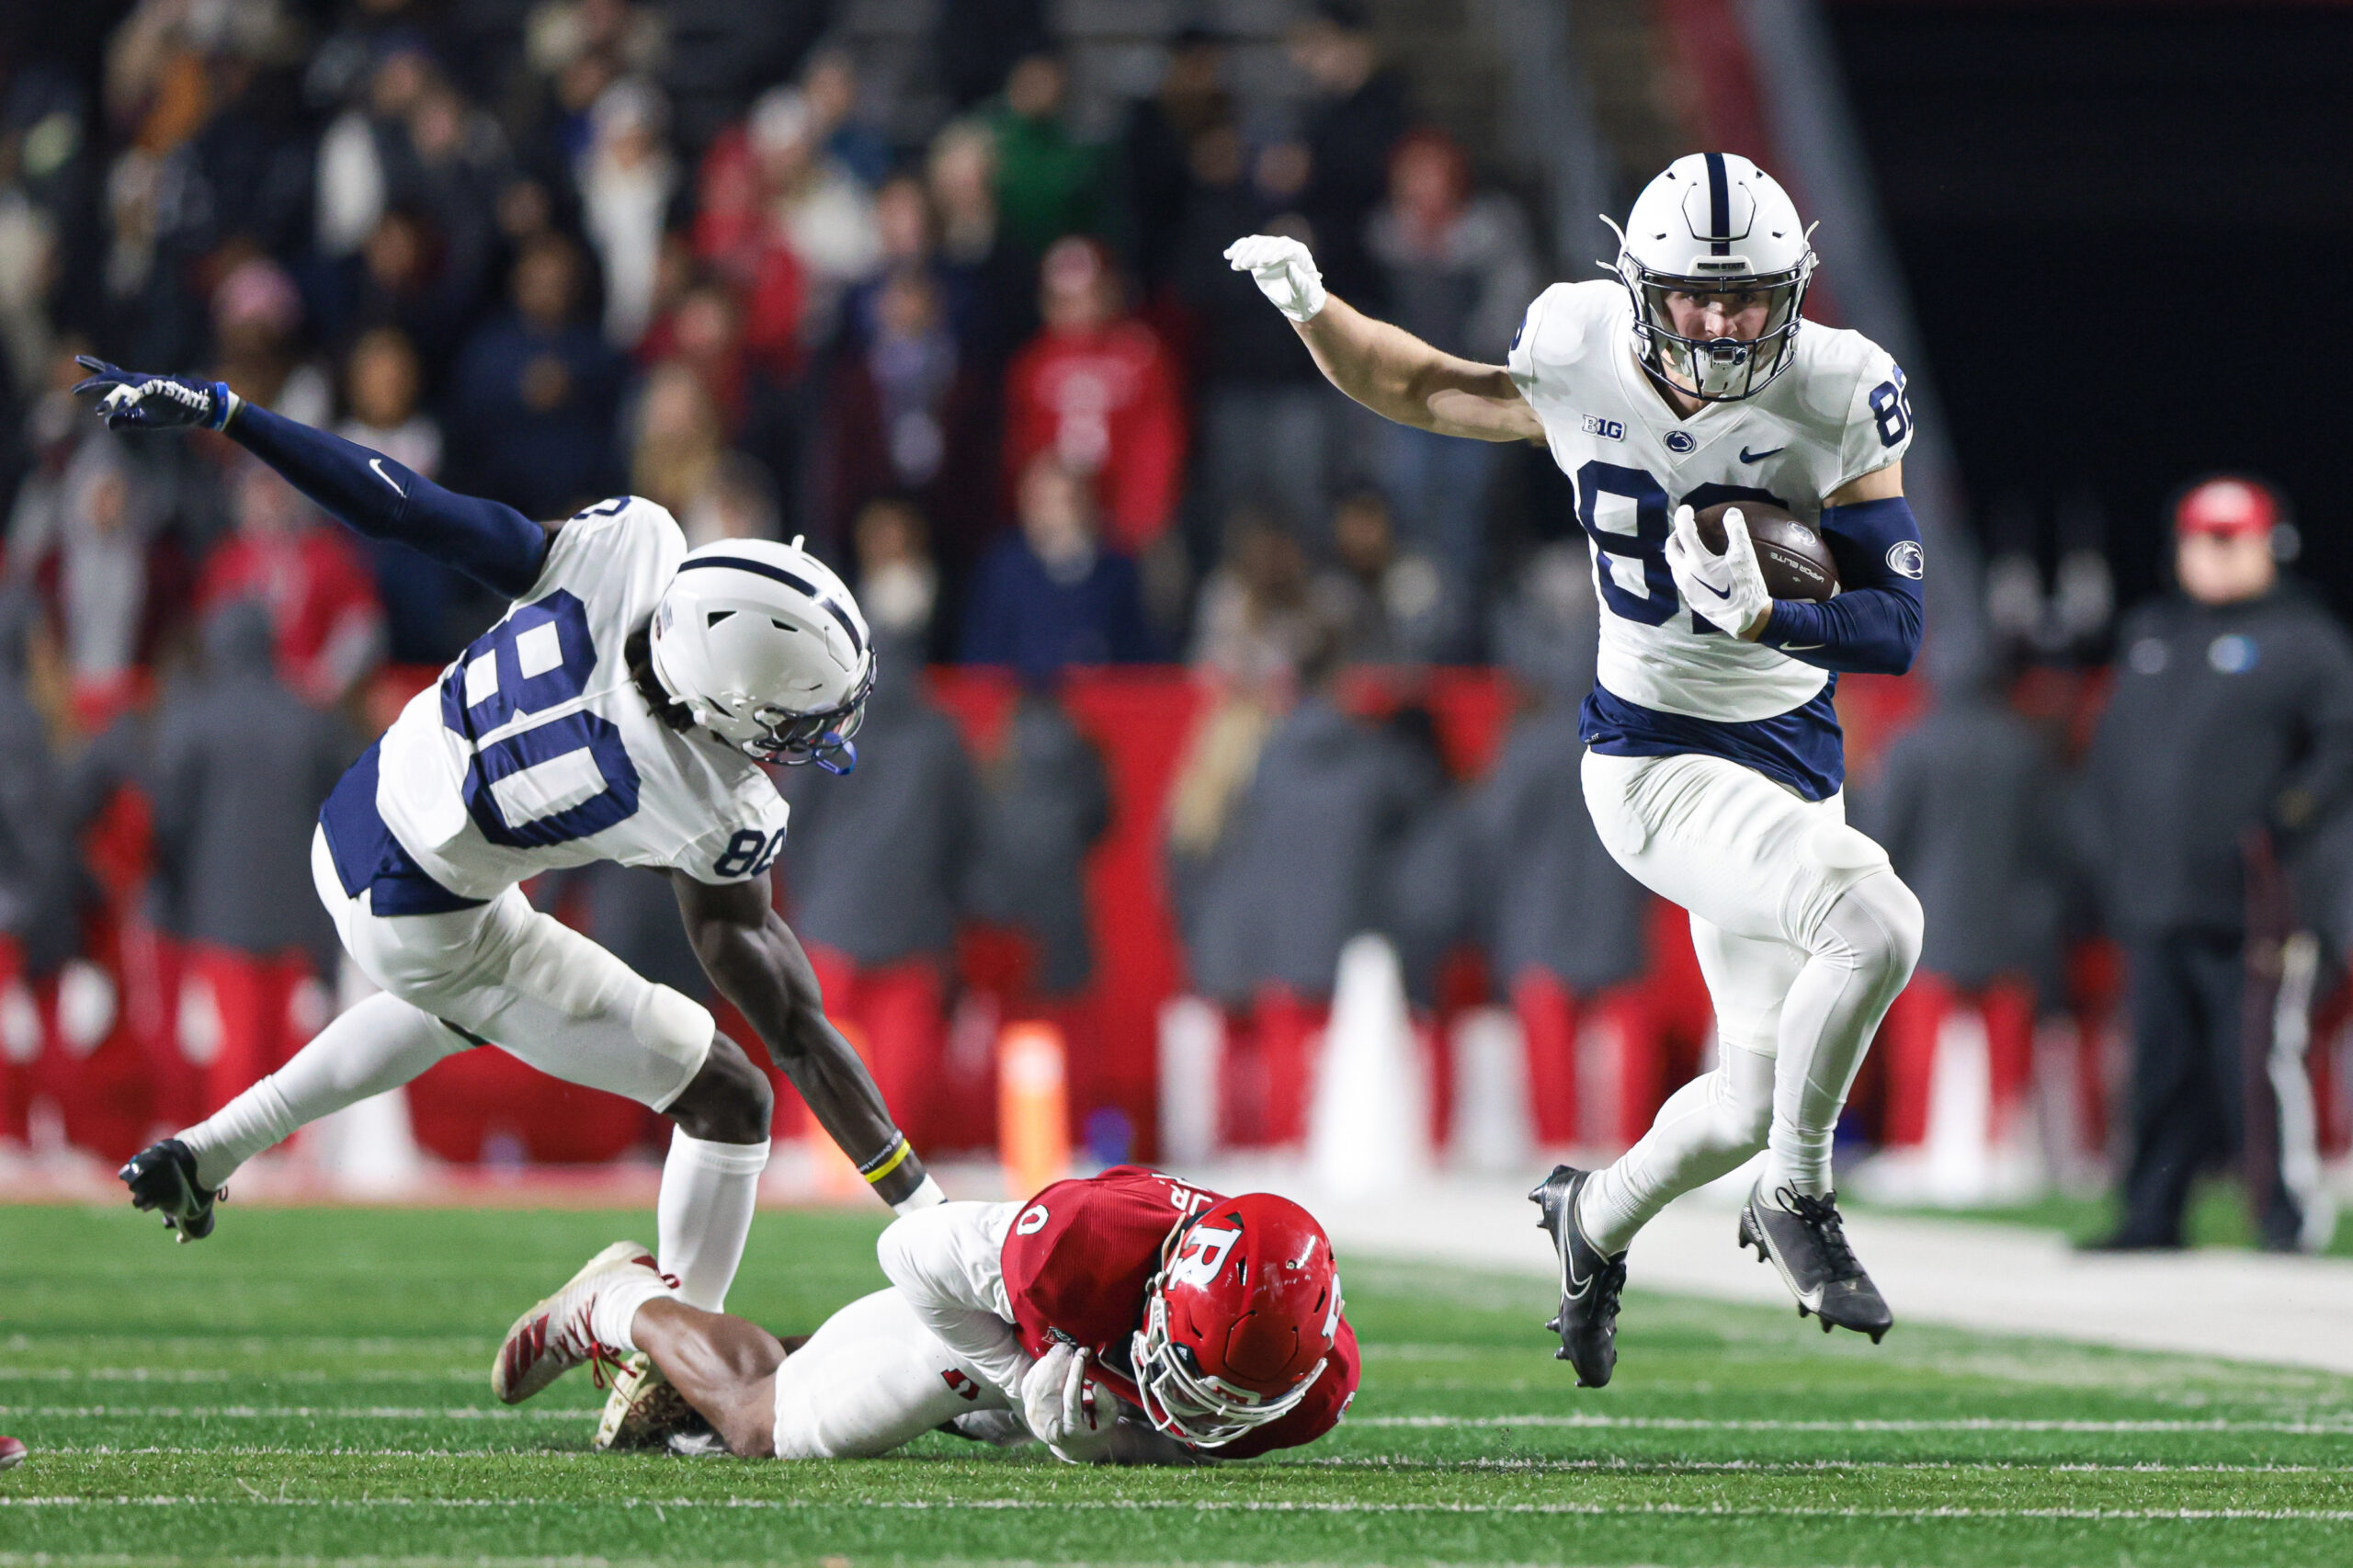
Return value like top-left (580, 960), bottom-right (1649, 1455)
top-left (1576, 750), bottom-right (1923, 1252)
top-left (310, 827), bottom-right (713, 1109)
top-left (771, 1288), bottom-right (1009, 1459)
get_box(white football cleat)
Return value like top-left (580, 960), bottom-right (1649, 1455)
top-left (492, 1240), bottom-right (659, 1405)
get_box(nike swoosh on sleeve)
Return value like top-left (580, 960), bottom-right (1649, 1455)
top-left (369, 457), bottom-right (406, 496)
top-left (1780, 642), bottom-right (1824, 651)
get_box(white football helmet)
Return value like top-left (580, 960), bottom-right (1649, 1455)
top-left (648, 537), bottom-right (874, 773)
top-left (1604, 153), bottom-right (1816, 402)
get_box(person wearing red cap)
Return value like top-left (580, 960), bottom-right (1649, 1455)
top-left (2081, 476), bottom-right (2353, 1251)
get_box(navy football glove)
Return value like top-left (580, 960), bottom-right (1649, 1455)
top-left (71, 357), bottom-right (238, 433)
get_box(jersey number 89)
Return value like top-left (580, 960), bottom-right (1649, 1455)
top-left (1868, 367), bottom-right (1912, 449)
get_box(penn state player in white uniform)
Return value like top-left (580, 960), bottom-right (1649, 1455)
top-left (76, 357), bottom-right (944, 1426)
top-left (1231, 153), bottom-right (1926, 1384)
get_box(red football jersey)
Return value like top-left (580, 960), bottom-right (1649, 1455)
top-left (997, 1165), bottom-right (1359, 1458)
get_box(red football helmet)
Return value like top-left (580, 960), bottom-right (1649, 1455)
top-left (1131, 1192), bottom-right (1340, 1448)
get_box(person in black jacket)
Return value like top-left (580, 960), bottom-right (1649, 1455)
top-left (2081, 477), bottom-right (2353, 1250)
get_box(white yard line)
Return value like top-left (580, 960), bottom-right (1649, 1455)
top-left (0, 1405), bottom-right (596, 1421)
top-left (3, 1496), bottom-right (2349, 1520)
top-left (13, 1405), bottom-right (2353, 1436)
top-left (0, 1369), bottom-right (473, 1383)
top-left (1355, 1414), bottom-right (2353, 1434)
top-left (29, 1446), bottom-right (2345, 1472)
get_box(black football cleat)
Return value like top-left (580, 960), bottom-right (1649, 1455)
top-left (1529, 1165), bottom-right (1629, 1388)
top-left (119, 1138), bottom-right (221, 1244)
top-left (1738, 1179), bottom-right (1892, 1343)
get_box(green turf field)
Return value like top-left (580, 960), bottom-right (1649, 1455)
top-left (4, 1202), bottom-right (2349, 1567)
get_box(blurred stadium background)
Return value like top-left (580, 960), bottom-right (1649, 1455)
top-left (2, 0), bottom-right (2350, 1284)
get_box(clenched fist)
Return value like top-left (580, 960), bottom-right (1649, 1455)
top-left (1018, 1343), bottom-right (1116, 1464)
top-left (1224, 234), bottom-right (1328, 324)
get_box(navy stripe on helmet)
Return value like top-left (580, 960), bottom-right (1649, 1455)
top-left (1704, 153), bottom-right (1731, 255)
top-left (677, 555), bottom-right (864, 654)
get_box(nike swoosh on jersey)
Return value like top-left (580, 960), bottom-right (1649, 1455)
top-left (1739, 445), bottom-right (1787, 463)
top-left (369, 457), bottom-right (406, 496)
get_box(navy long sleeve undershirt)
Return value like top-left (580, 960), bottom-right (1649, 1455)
top-left (1756, 495), bottom-right (1925, 676)
top-left (227, 402), bottom-right (550, 598)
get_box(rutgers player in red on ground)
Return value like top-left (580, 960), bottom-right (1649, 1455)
top-left (490, 1166), bottom-right (1359, 1462)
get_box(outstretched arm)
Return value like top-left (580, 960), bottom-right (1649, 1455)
top-left (671, 869), bottom-right (943, 1213)
top-left (71, 359), bottom-right (551, 597)
top-left (1225, 237), bottom-right (1543, 443)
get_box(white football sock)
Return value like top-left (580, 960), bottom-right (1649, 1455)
top-left (587, 1267), bottom-right (675, 1356)
top-left (1577, 1045), bottom-right (1774, 1256)
top-left (179, 994), bottom-right (471, 1190)
top-left (1760, 869), bottom-right (1923, 1199)
top-left (656, 1131), bottom-right (770, 1312)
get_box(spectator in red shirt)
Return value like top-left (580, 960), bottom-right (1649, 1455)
top-left (688, 123), bottom-right (810, 381)
top-left (1003, 237), bottom-right (1186, 559)
top-left (195, 460), bottom-right (384, 710)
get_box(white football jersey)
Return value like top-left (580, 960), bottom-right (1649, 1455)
top-left (371, 496), bottom-right (792, 902)
top-left (1506, 281), bottom-right (1912, 794)
top-left (1506, 278), bottom-right (1910, 795)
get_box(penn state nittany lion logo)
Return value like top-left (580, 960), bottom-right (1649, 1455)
top-left (1884, 540), bottom-right (1925, 579)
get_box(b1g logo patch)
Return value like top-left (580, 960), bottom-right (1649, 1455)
top-left (1885, 540), bottom-right (1925, 579)
top-left (1581, 414), bottom-right (1624, 441)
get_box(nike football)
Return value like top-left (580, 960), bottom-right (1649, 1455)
top-left (1693, 500), bottom-right (1839, 602)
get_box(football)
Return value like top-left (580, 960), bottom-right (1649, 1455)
top-left (1692, 500), bottom-right (1840, 602)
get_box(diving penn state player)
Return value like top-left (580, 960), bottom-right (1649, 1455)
top-left (75, 358), bottom-right (945, 1422)
top-left (1229, 152), bottom-right (1926, 1384)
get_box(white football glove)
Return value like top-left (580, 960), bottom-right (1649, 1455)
top-left (1018, 1343), bottom-right (1116, 1464)
top-left (1223, 234), bottom-right (1327, 323)
top-left (1665, 505), bottom-right (1774, 640)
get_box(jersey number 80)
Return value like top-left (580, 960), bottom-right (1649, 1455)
top-left (439, 592), bottom-right (643, 847)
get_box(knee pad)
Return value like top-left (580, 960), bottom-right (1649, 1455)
top-left (1720, 1046), bottom-right (1776, 1149)
top-left (1823, 865), bottom-right (1926, 981)
top-left (1805, 822), bottom-right (1893, 881)
top-left (770, 1369), bottom-right (825, 1460)
top-left (632, 983), bottom-right (715, 1087)
top-left (1792, 824), bottom-right (1904, 951)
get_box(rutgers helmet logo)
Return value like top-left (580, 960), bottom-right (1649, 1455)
top-left (1165, 1221), bottom-right (1243, 1289)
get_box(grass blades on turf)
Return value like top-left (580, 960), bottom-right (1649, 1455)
top-left (3, 1201), bottom-right (2349, 1568)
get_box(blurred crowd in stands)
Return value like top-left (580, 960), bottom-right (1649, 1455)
top-left (1, 2), bottom-right (2349, 1224)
